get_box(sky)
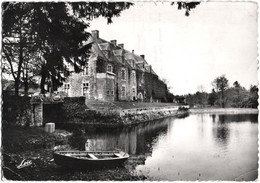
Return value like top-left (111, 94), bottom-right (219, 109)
top-left (88, 2), bottom-right (258, 95)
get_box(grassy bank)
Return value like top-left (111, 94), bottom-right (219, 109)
top-left (2, 127), bottom-right (145, 181)
top-left (190, 107), bottom-right (258, 114)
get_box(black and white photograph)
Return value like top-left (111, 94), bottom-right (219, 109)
top-left (1, 1), bottom-right (258, 181)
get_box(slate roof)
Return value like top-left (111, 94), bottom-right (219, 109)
top-left (91, 31), bottom-right (158, 76)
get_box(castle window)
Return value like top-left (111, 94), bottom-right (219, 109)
top-left (122, 86), bottom-right (126, 97)
top-left (83, 61), bottom-right (89, 75)
top-left (106, 90), bottom-right (114, 97)
top-left (107, 64), bottom-right (113, 72)
top-left (82, 82), bottom-right (89, 96)
top-left (132, 88), bottom-right (135, 94)
top-left (121, 68), bottom-right (126, 80)
top-left (132, 60), bottom-right (135, 67)
top-left (132, 71), bottom-right (136, 80)
top-left (141, 73), bottom-right (144, 83)
top-left (64, 83), bottom-right (70, 94)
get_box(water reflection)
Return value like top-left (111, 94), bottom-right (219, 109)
top-left (84, 118), bottom-right (170, 155)
top-left (215, 114), bottom-right (258, 123)
top-left (76, 113), bottom-right (258, 181)
top-left (214, 124), bottom-right (230, 145)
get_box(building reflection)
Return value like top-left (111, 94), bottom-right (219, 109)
top-left (211, 114), bottom-right (216, 123)
top-left (85, 118), bottom-right (170, 155)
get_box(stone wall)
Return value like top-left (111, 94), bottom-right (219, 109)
top-left (58, 54), bottom-right (97, 99)
top-left (136, 69), bottom-right (146, 100)
top-left (32, 103), bottom-right (43, 126)
top-left (96, 74), bottom-right (107, 100)
top-left (57, 100), bottom-right (189, 128)
top-left (116, 105), bottom-right (189, 125)
top-left (143, 72), bottom-right (167, 102)
top-left (116, 65), bottom-right (129, 101)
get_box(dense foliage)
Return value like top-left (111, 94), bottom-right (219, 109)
top-left (183, 76), bottom-right (258, 108)
top-left (2, 91), bottom-right (32, 127)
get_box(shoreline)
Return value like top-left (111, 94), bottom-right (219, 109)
top-left (189, 108), bottom-right (258, 114)
top-left (58, 106), bottom-right (189, 128)
top-left (56, 111), bottom-right (189, 129)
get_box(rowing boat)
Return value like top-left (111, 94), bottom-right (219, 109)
top-left (53, 150), bottom-right (129, 169)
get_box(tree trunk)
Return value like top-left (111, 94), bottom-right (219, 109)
top-left (14, 78), bottom-right (19, 96)
top-left (40, 75), bottom-right (46, 94)
top-left (24, 81), bottom-right (29, 96)
top-left (23, 64), bottom-right (29, 96)
top-left (221, 90), bottom-right (225, 108)
top-left (14, 44), bottom-right (23, 96)
top-left (40, 65), bottom-right (47, 94)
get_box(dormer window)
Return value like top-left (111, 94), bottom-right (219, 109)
top-left (107, 64), bottom-right (113, 73)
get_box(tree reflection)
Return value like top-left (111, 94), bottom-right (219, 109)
top-left (219, 115), bottom-right (226, 123)
top-left (218, 114), bottom-right (258, 123)
top-left (68, 127), bottom-right (87, 150)
top-left (216, 125), bottom-right (229, 144)
top-left (212, 115), bottom-right (230, 146)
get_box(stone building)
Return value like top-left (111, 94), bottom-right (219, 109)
top-left (58, 30), bottom-right (168, 102)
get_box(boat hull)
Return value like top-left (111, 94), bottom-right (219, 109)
top-left (53, 151), bottom-right (129, 169)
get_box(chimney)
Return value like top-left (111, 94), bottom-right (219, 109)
top-left (91, 30), bottom-right (99, 39)
top-left (118, 44), bottom-right (124, 49)
top-left (110, 40), bottom-right (117, 47)
top-left (132, 50), bottom-right (134, 54)
top-left (140, 55), bottom-right (145, 59)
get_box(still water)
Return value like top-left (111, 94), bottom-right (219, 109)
top-left (84, 113), bottom-right (258, 181)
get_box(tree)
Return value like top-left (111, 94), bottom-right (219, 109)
top-left (208, 89), bottom-right (217, 106)
top-left (162, 78), bottom-right (174, 102)
top-left (230, 81), bottom-right (245, 107)
top-left (212, 75), bottom-right (229, 108)
top-left (233, 81), bottom-right (241, 88)
top-left (248, 85), bottom-right (258, 108)
top-left (171, 2), bottom-right (200, 16)
top-left (2, 3), bottom-right (38, 96)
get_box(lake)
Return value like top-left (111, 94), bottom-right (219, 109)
top-left (84, 113), bottom-right (258, 181)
